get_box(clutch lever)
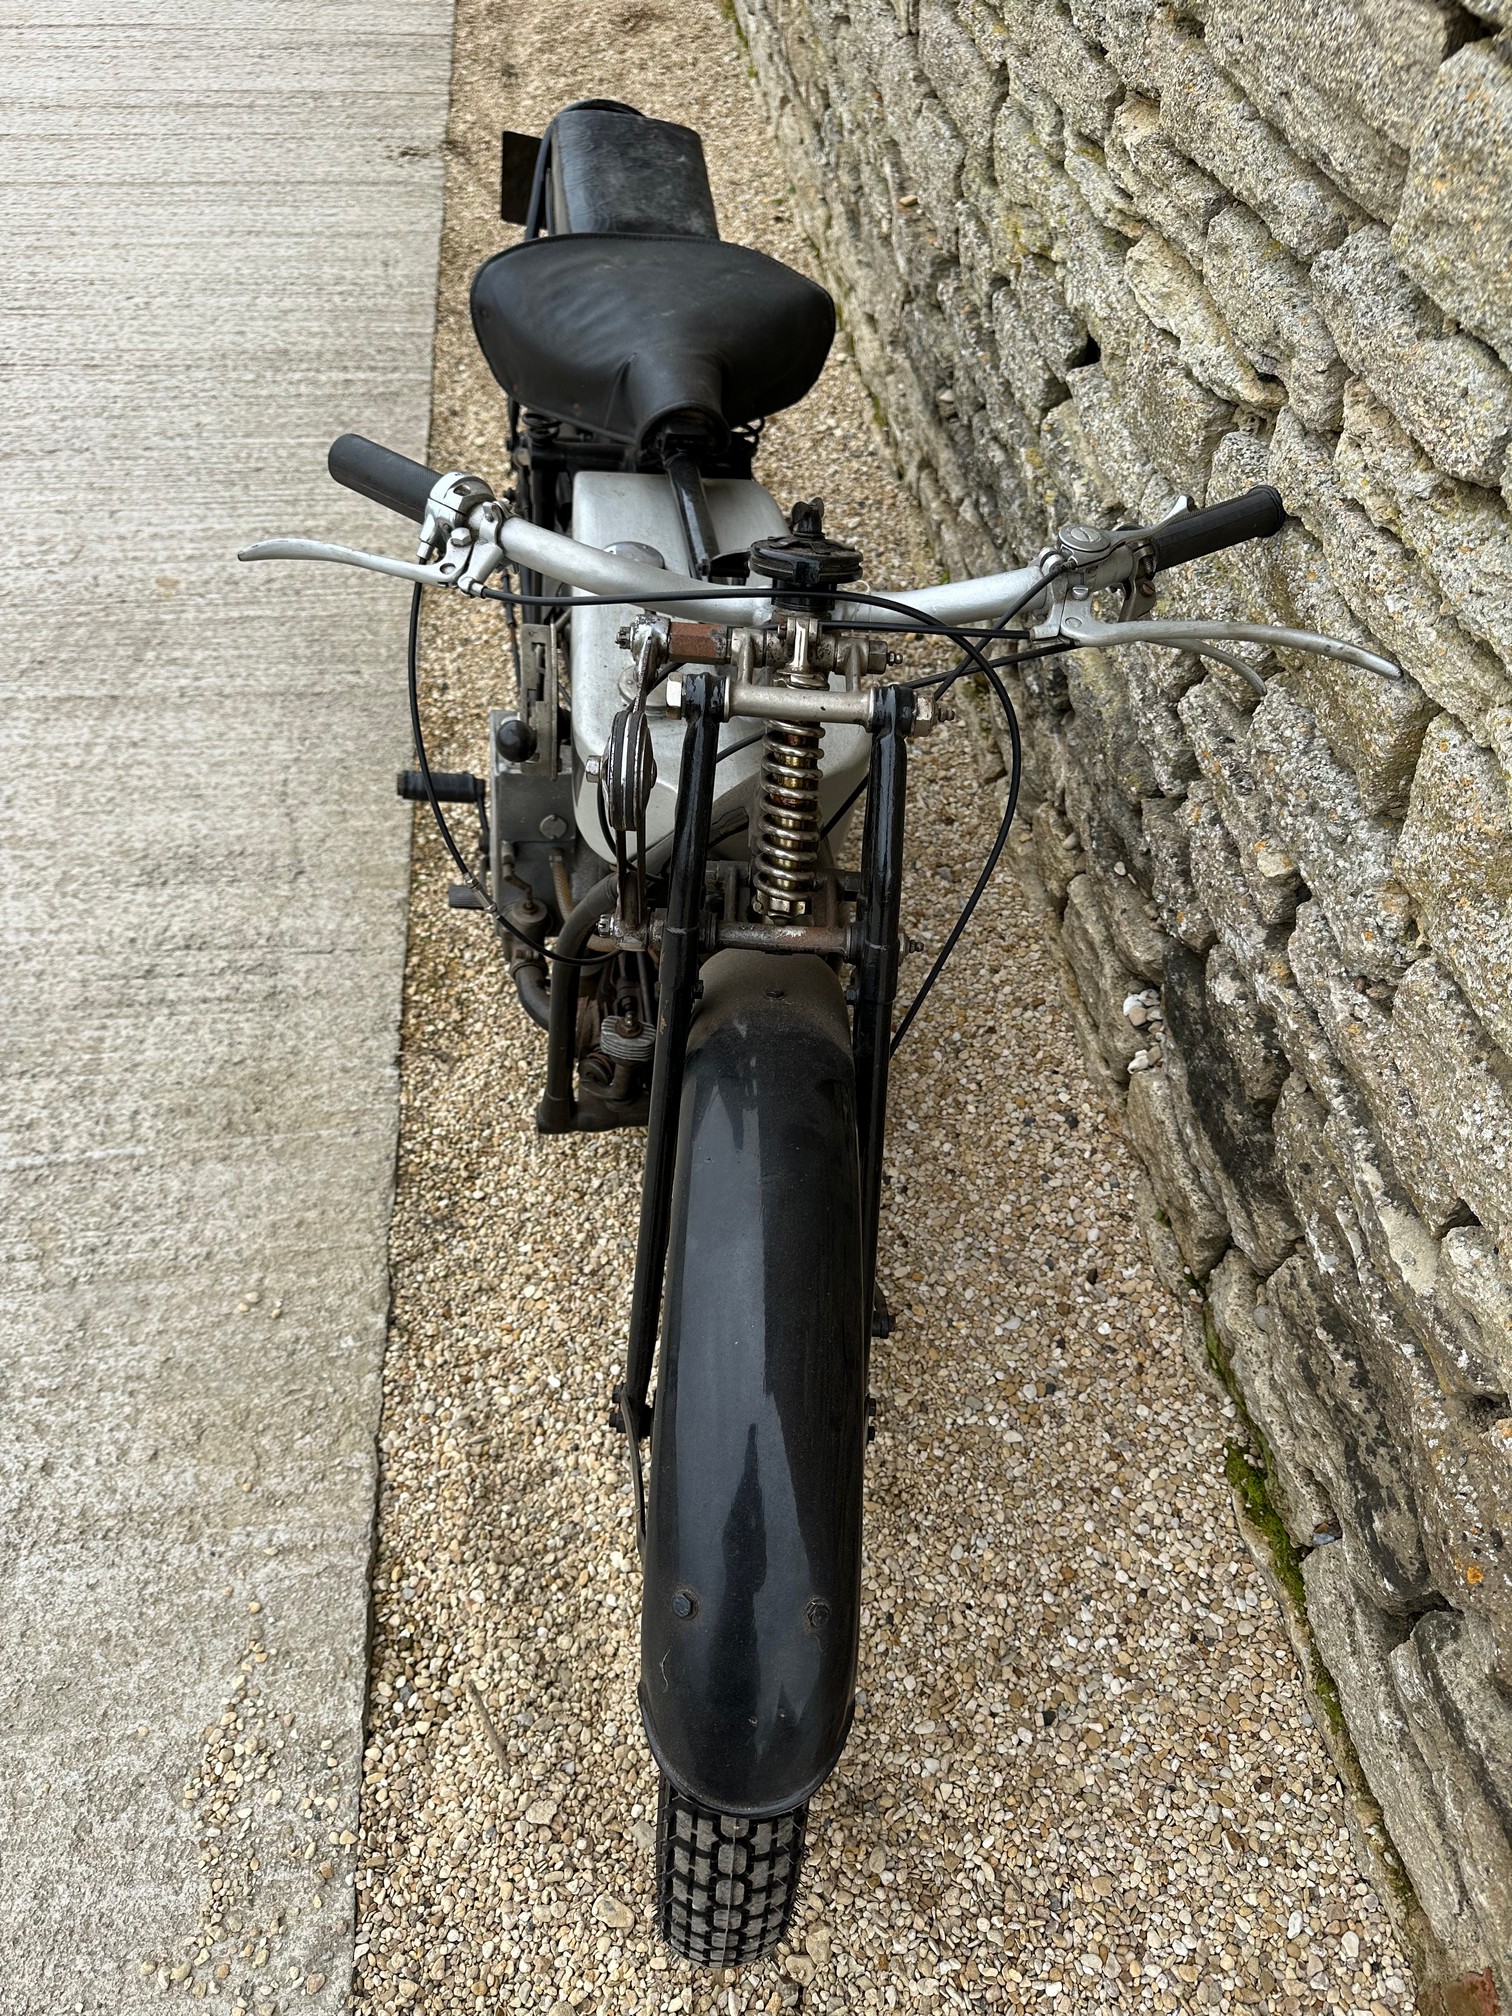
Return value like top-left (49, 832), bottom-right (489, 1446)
top-left (239, 498), bottom-right (508, 596)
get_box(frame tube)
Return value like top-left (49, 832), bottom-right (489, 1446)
top-left (622, 674), bottom-right (723, 1430)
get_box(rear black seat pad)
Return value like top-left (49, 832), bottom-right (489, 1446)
top-left (470, 234), bottom-right (835, 450)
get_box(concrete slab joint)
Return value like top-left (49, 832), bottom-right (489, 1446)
top-left (736, 0), bottom-right (1512, 1998)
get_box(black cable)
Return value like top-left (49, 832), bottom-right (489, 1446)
top-left (405, 584), bottom-right (611, 971)
top-left (715, 728), bottom-right (765, 767)
top-left (888, 622), bottom-right (1026, 1055)
top-left (821, 772), bottom-right (869, 842)
top-left (890, 661), bottom-right (1022, 1055)
top-left (477, 574), bottom-right (1054, 643)
top-left (822, 579), bottom-right (1046, 854)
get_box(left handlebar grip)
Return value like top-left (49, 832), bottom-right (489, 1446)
top-left (1143, 484), bottom-right (1286, 573)
top-left (328, 434), bottom-right (442, 523)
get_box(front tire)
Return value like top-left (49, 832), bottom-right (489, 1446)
top-left (656, 1776), bottom-right (807, 1966)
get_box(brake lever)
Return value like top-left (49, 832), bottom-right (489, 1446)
top-left (1054, 607), bottom-right (1402, 682)
top-left (1023, 520), bottom-right (1401, 686)
top-left (239, 497), bottom-right (509, 596)
top-left (238, 537), bottom-right (452, 587)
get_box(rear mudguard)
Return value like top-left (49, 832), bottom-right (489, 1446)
top-left (639, 951), bottom-right (868, 1818)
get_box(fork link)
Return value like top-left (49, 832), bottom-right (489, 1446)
top-left (752, 713), bottom-right (824, 917)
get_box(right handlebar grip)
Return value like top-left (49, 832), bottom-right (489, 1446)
top-left (1144, 485), bottom-right (1286, 572)
top-left (328, 433), bottom-right (443, 524)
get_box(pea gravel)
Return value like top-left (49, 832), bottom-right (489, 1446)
top-left (351, 2), bottom-right (1414, 2010)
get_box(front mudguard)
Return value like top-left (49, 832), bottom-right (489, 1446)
top-left (639, 951), bottom-right (868, 1818)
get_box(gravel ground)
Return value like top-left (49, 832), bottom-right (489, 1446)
top-left (351, 3), bottom-right (1413, 2010)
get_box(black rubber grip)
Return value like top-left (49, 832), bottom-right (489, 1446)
top-left (1144, 485), bottom-right (1286, 572)
top-left (396, 769), bottom-right (484, 804)
top-left (328, 433), bottom-right (442, 523)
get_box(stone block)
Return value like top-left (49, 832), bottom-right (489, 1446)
top-left (1305, 1546), bottom-right (1486, 1977)
top-left (1124, 643), bottom-right (1201, 797)
top-left (1013, 3), bottom-right (1125, 142)
top-left (1392, 1609), bottom-right (1512, 1967)
top-left (1273, 1081), bottom-right (1471, 1605)
top-left (1065, 362), bottom-right (1160, 514)
top-left (911, 94), bottom-right (969, 251)
top-left (1125, 231), bottom-right (1285, 414)
top-left (1062, 134), bottom-right (1145, 238)
top-left (1014, 252), bottom-right (1093, 377)
top-left (1064, 647), bottom-right (1162, 810)
top-left (1127, 1160), bottom-right (1194, 1298)
top-left (968, 406), bottom-right (1046, 559)
top-left (1394, 38), bottom-right (1512, 371)
top-left (1258, 1235), bottom-right (1433, 1610)
top-left (1068, 0), bottom-right (1171, 96)
top-left (1205, 941), bottom-right (1287, 1110)
top-left (1398, 714), bottom-right (1512, 1053)
top-left (1307, 1058), bottom-right (1505, 1406)
top-left (1178, 681), bottom-right (1304, 928)
top-left (1008, 69), bottom-right (1068, 163)
top-left (1288, 900), bottom-right (1466, 1235)
top-left (1211, 1248), bottom-right (1333, 1543)
top-left (1336, 384), bottom-right (1512, 683)
top-left (1064, 702), bottom-right (1155, 879)
top-left (1202, 205), bottom-right (1344, 432)
top-left (952, 196), bottom-right (997, 317)
top-left (1163, 940), bottom-right (1300, 1272)
top-left (918, 0), bottom-right (1004, 157)
top-left (1391, 956), bottom-right (1512, 1246)
top-left (1270, 410), bottom-right (1512, 739)
top-left (1185, 781), bottom-right (1295, 978)
top-left (1152, 18), bottom-right (1359, 261)
top-left (956, 0), bottom-right (1014, 65)
top-left (1440, 1229), bottom-right (1512, 1400)
top-left (990, 282), bottom-right (1068, 421)
top-left (1203, 0), bottom-right (1459, 221)
top-left (1411, 1415), bottom-right (1512, 1688)
top-left (1142, 793), bottom-right (1216, 954)
top-left (1106, 95), bottom-right (1228, 270)
top-left (1267, 523), bottom-right (1435, 819)
top-left (1031, 797), bottom-right (1085, 910)
top-left (1125, 1063), bottom-right (1231, 1276)
top-left (1313, 227), bottom-right (1512, 489)
top-left (1247, 685), bottom-right (1419, 980)
top-left (1061, 873), bottom-right (1146, 1078)
top-left (1105, 319), bottom-right (1238, 498)
top-left (1039, 395), bottom-right (1109, 526)
top-left (991, 99), bottom-right (1070, 260)
top-left (1050, 199), bottom-right (1147, 360)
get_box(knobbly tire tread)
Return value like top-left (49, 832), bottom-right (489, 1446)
top-left (656, 1776), bottom-right (807, 1966)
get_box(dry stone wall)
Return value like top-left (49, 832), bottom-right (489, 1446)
top-left (735, 0), bottom-right (1512, 1995)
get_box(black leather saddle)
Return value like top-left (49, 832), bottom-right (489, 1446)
top-left (470, 233), bottom-right (836, 450)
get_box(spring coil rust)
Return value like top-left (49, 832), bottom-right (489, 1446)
top-left (752, 713), bottom-right (823, 916)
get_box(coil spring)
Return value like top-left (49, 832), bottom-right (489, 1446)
top-left (752, 715), bottom-right (823, 916)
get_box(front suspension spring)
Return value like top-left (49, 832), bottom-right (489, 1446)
top-left (752, 715), bottom-right (824, 916)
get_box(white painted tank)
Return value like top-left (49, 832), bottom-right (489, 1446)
top-left (567, 472), bottom-right (871, 853)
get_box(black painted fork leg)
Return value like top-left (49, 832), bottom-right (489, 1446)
top-left (853, 686), bottom-right (913, 1338)
top-left (620, 674), bottom-right (722, 1441)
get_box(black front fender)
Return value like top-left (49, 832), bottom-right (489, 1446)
top-left (639, 951), bottom-right (867, 1817)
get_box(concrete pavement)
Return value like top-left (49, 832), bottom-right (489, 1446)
top-left (0, 4), bottom-right (453, 2005)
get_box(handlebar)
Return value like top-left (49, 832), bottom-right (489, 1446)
top-left (1143, 485), bottom-right (1285, 572)
top-left (240, 441), bottom-right (1399, 680)
top-left (328, 433), bottom-right (443, 523)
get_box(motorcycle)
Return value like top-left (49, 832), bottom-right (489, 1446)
top-left (242, 98), bottom-right (1399, 1967)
